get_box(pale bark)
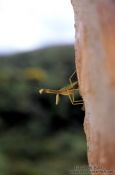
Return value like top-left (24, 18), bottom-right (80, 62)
top-left (71, 0), bottom-right (115, 173)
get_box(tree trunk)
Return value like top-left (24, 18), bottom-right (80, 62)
top-left (71, 0), bottom-right (115, 173)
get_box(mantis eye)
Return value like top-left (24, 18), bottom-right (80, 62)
top-left (56, 94), bottom-right (60, 105)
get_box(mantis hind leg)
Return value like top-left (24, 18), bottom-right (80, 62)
top-left (68, 71), bottom-right (83, 105)
top-left (68, 93), bottom-right (83, 105)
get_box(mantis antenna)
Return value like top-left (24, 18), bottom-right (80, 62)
top-left (39, 71), bottom-right (83, 105)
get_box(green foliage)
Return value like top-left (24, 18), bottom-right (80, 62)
top-left (0, 44), bottom-right (87, 175)
top-left (0, 130), bottom-right (87, 175)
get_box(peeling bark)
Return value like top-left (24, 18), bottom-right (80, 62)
top-left (71, 0), bottom-right (115, 173)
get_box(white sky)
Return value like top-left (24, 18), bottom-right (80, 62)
top-left (0, 0), bottom-right (74, 54)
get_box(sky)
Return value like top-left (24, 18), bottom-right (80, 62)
top-left (0, 0), bottom-right (74, 54)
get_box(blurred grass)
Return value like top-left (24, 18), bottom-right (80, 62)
top-left (0, 44), bottom-right (87, 175)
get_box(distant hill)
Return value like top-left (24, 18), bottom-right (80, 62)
top-left (0, 44), bottom-right (75, 87)
top-left (0, 44), bottom-right (74, 68)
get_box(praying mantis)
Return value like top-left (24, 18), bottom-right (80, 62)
top-left (39, 71), bottom-right (83, 106)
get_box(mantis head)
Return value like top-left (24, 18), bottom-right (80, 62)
top-left (39, 88), bottom-right (60, 105)
top-left (39, 89), bottom-right (44, 94)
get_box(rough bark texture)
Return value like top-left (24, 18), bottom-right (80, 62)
top-left (71, 0), bottom-right (115, 173)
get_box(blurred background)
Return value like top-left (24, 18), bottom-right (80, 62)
top-left (0, 0), bottom-right (88, 174)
